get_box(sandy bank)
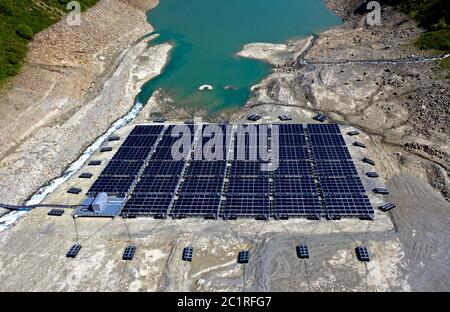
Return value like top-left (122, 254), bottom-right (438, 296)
top-left (0, 0), bottom-right (169, 205)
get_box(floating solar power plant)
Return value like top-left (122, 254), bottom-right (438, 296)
top-left (362, 157), bottom-right (375, 166)
top-left (179, 176), bottom-right (225, 194)
top-left (143, 161), bottom-right (185, 176)
top-left (121, 194), bottom-right (173, 217)
top-left (108, 135), bottom-right (120, 141)
top-left (67, 187), bottom-right (82, 195)
top-left (226, 176), bottom-right (270, 195)
top-left (47, 209), bottom-right (64, 216)
top-left (272, 161), bottom-right (314, 176)
top-left (122, 135), bottom-right (158, 147)
top-left (129, 125), bottom-right (164, 136)
top-left (182, 247), bottom-right (194, 262)
top-left (307, 123), bottom-right (340, 134)
top-left (171, 194), bottom-right (221, 218)
top-left (379, 202), bottom-right (396, 212)
top-left (273, 176), bottom-right (317, 194)
top-left (153, 116), bottom-right (167, 123)
top-left (66, 244), bottom-right (82, 258)
top-left (158, 135), bottom-right (190, 147)
top-left (315, 161), bottom-right (358, 177)
top-left (247, 114), bottom-right (261, 122)
top-left (134, 176), bottom-right (181, 194)
top-left (151, 146), bottom-right (190, 161)
top-left (185, 161), bottom-right (227, 176)
top-left (353, 141), bottom-right (366, 148)
top-left (278, 134), bottom-right (307, 146)
top-left (355, 246), bottom-right (370, 262)
top-left (309, 134), bottom-right (346, 146)
top-left (88, 160), bottom-right (102, 166)
top-left (112, 147), bottom-right (153, 161)
top-left (322, 194), bottom-right (374, 218)
top-left (273, 195), bottom-right (322, 219)
top-left (221, 196), bottom-right (270, 219)
top-left (319, 176), bottom-right (365, 194)
top-left (311, 146), bottom-right (352, 160)
top-left (347, 130), bottom-right (360, 136)
top-left (296, 244), bottom-right (309, 259)
top-left (101, 160), bottom-right (143, 176)
top-left (313, 113), bottom-right (328, 123)
top-left (100, 147), bottom-right (113, 152)
top-left (238, 251), bottom-right (250, 264)
top-left (277, 123), bottom-right (305, 134)
top-left (79, 172), bottom-right (93, 179)
top-left (88, 175), bottom-right (135, 196)
top-left (373, 187), bottom-right (389, 195)
top-left (366, 172), bottom-right (379, 178)
top-left (279, 114), bottom-right (292, 121)
top-left (122, 246), bottom-right (136, 261)
top-left (229, 161), bottom-right (271, 176)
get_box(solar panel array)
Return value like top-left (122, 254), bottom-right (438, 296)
top-left (87, 123), bottom-right (373, 219)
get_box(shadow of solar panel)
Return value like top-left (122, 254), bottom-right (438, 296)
top-left (171, 194), bottom-right (221, 217)
top-left (319, 176), bottom-right (365, 193)
top-left (226, 176), bottom-right (270, 195)
top-left (143, 161), bottom-right (185, 176)
top-left (88, 175), bottom-right (135, 195)
top-left (122, 194), bottom-right (173, 216)
top-left (180, 176), bottom-right (224, 194)
top-left (185, 161), bottom-right (227, 176)
top-left (274, 195), bottom-right (322, 218)
top-left (323, 194), bottom-right (374, 217)
top-left (277, 124), bottom-right (305, 134)
top-left (315, 161), bottom-right (358, 177)
top-left (279, 146), bottom-right (310, 160)
top-left (278, 134), bottom-right (307, 146)
top-left (112, 147), bottom-right (152, 161)
top-left (309, 134), bottom-right (346, 146)
top-left (133, 175), bottom-right (180, 194)
top-left (221, 195), bottom-right (270, 219)
top-left (311, 146), bottom-right (351, 160)
top-left (151, 147), bottom-right (190, 160)
top-left (229, 161), bottom-right (270, 176)
top-left (307, 124), bottom-right (340, 134)
top-left (272, 161), bottom-right (313, 176)
top-left (101, 160), bottom-right (143, 176)
top-left (122, 135), bottom-right (158, 147)
top-left (129, 125), bottom-right (164, 135)
top-left (273, 176), bottom-right (317, 194)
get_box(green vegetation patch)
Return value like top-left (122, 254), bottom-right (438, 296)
top-left (0, 0), bottom-right (99, 86)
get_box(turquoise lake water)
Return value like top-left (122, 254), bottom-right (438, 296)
top-left (137, 0), bottom-right (341, 113)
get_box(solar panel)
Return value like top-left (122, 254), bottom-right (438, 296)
top-left (307, 123), bottom-right (340, 134)
top-left (134, 176), bottom-right (180, 194)
top-left (122, 246), bottom-right (136, 261)
top-left (366, 172), bottom-right (379, 178)
top-left (171, 194), bottom-right (221, 218)
top-left (182, 247), bottom-right (194, 262)
top-left (67, 187), bottom-right (81, 195)
top-left (311, 146), bottom-right (351, 160)
top-left (129, 125), bottom-right (164, 136)
top-left (379, 202), bottom-right (396, 212)
top-left (272, 161), bottom-right (313, 176)
top-left (180, 176), bottom-right (224, 194)
top-left (88, 160), bottom-right (102, 166)
top-left (296, 244), bottom-right (309, 259)
top-left (226, 176), bottom-right (270, 195)
top-left (373, 187), bottom-right (389, 195)
top-left (47, 209), bottom-right (64, 216)
top-left (277, 124), bottom-right (305, 134)
top-left (278, 134), bottom-right (307, 146)
top-left (273, 176), bottom-right (317, 194)
top-left (362, 157), bottom-right (375, 166)
top-left (221, 195), bottom-right (270, 219)
top-left (112, 147), bottom-right (152, 161)
top-left (88, 175), bottom-right (135, 196)
top-left (315, 161), bottom-right (358, 177)
top-left (323, 194), bottom-right (374, 218)
top-left (355, 246), bottom-right (370, 262)
top-left (101, 160), bottom-right (143, 176)
top-left (238, 251), bottom-right (250, 264)
top-left (79, 172), bottom-right (93, 179)
top-left (122, 135), bottom-right (158, 147)
top-left (66, 244), bottom-right (81, 258)
top-left (122, 194), bottom-right (173, 217)
top-left (143, 161), bottom-right (185, 176)
top-left (313, 113), bottom-right (328, 123)
top-left (100, 147), bottom-right (113, 152)
top-left (151, 146), bottom-right (190, 161)
top-left (353, 141), bottom-right (366, 148)
top-left (229, 161), bottom-right (270, 176)
top-left (273, 195), bottom-right (322, 219)
top-left (319, 176), bottom-right (365, 194)
top-left (185, 161), bottom-right (227, 176)
top-left (278, 146), bottom-right (310, 160)
top-left (108, 135), bottom-right (120, 141)
top-left (309, 135), bottom-right (346, 146)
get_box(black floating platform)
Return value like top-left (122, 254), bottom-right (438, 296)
top-left (67, 187), bottom-right (82, 195)
top-left (48, 209), bottom-right (64, 216)
top-left (296, 244), bottom-right (309, 259)
top-left (153, 116), bottom-right (167, 123)
top-left (238, 251), bottom-right (250, 264)
top-left (122, 246), bottom-right (136, 261)
top-left (247, 114), bottom-right (261, 122)
top-left (373, 187), bottom-right (389, 195)
top-left (347, 130), bottom-right (360, 136)
top-left (353, 141), bottom-right (366, 148)
top-left (362, 157), bottom-right (375, 166)
top-left (79, 172), bottom-right (93, 179)
top-left (355, 246), bottom-right (370, 262)
top-left (108, 136), bottom-right (120, 142)
top-left (88, 160), bottom-right (102, 166)
top-left (279, 114), bottom-right (292, 121)
top-left (66, 244), bottom-right (82, 258)
top-left (366, 172), bottom-right (379, 178)
top-left (182, 247), bottom-right (193, 262)
top-left (100, 147), bottom-right (113, 152)
top-left (379, 202), bottom-right (396, 212)
top-left (313, 113), bottom-right (328, 122)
